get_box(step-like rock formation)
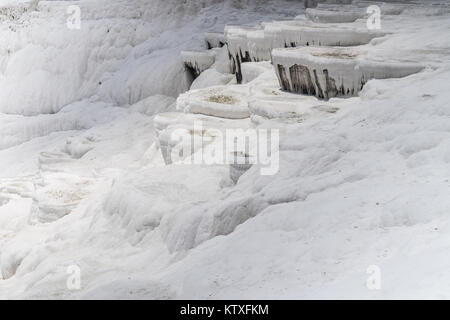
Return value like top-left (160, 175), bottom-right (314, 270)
top-left (352, 1), bottom-right (408, 15)
top-left (225, 21), bottom-right (384, 83)
top-left (177, 85), bottom-right (250, 119)
top-left (272, 46), bottom-right (424, 99)
top-left (154, 112), bottom-right (250, 165)
top-left (249, 89), bottom-right (318, 123)
top-left (181, 50), bottom-right (216, 79)
top-left (229, 152), bottom-right (252, 184)
top-left (305, 8), bottom-right (365, 23)
top-left (225, 25), bottom-right (262, 83)
top-left (265, 21), bottom-right (382, 49)
top-left (245, 69), bottom-right (341, 124)
top-left (304, 0), bottom-right (319, 8)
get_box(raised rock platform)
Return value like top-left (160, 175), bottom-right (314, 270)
top-left (176, 85), bottom-right (250, 119)
top-left (272, 46), bottom-right (424, 99)
top-left (225, 21), bottom-right (383, 83)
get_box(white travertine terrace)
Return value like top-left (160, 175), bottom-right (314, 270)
top-left (305, 8), bottom-right (365, 23)
top-left (272, 46), bottom-right (424, 99)
top-left (4, 0), bottom-right (450, 299)
top-left (264, 21), bottom-right (383, 48)
top-left (176, 85), bottom-right (250, 119)
top-left (0, 0), bottom-right (35, 22)
top-left (154, 112), bottom-right (249, 165)
top-left (225, 20), bottom-right (384, 83)
top-left (180, 50), bottom-right (216, 79)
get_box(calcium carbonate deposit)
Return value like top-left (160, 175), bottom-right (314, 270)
top-left (1, 0), bottom-right (450, 299)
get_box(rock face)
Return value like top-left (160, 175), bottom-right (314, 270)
top-left (272, 46), bottom-right (424, 99)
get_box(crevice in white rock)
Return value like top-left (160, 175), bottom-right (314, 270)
top-left (229, 152), bottom-right (252, 184)
top-left (305, 1), bottom-right (408, 23)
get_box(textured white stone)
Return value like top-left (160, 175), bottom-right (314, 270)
top-left (306, 8), bottom-right (365, 23)
top-left (225, 20), bottom-right (383, 82)
top-left (154, 112), bottom-right (250, 164)
top-left (176, 85), bottom-right (250, 119)
top-left (272, 46), bottom-right (424, 99)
